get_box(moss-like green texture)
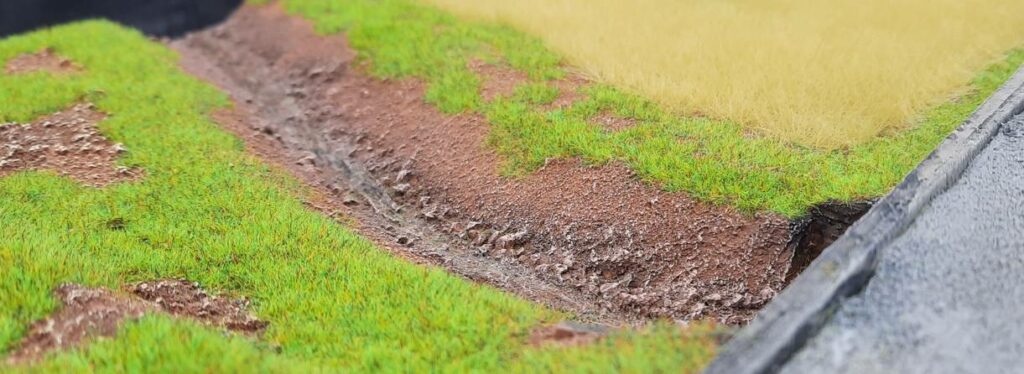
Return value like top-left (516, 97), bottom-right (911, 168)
top-left (0, 21), bottom-right (713, 372)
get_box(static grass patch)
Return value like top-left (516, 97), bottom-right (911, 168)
top-left (427, 0), bottom-right (1024, 149)
top-left (280, 0), bottom-right (1024, 217)
top-left (0, 21), bottom-right (714, 372)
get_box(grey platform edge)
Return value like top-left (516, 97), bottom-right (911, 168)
top-left (704, 65), bottom-right (1024, 374)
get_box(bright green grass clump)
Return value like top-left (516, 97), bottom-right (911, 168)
top-left (0, 21), bottom-right (714, 372)
top-left (281, 0), bottom-right (1024, 217)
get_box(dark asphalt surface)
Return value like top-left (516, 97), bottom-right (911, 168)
top-left (0, 0), bottom-right (240, 37)
top-left (781, 114), bottom-right (1024, 373)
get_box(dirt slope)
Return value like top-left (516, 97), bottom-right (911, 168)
top-left (171, 4), bottom-right (796, 324)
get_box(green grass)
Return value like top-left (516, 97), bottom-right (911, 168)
top-left (424, 0), bottom-right (1024, 149)
top-left (280, 0), bottom-right (1024, 217)
top-left (0, 21), bottom-right (714, 372)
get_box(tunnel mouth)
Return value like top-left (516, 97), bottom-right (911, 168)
top-left (0, 0), bottom-right (242, 38)
top-left (785, 200), bottom-right (873, 283)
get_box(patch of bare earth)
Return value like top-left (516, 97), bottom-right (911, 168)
top-left (5, 280), bottom-right (266, 365)
top-left (131, 279), bottom-right (268, 333)
top-left (469, 59), bottom-right (528, 102)
top-left (171, 4), bottom-right (798, 325)
top-left (465, 58), bottom-right (586, 110)
top-left (528, 322), bottom-right (607, 348)
top-left (592, 111), bottom-right (640, 132)
top-left (4, 48), bottom-right (82, 75)
top-left (545, 73), bottom-right (589, 110)
top-left (0, 103), bottom-right (140, 187)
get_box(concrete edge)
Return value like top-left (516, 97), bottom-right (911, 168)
top-left (703, 65), bottom-right (1024, 374)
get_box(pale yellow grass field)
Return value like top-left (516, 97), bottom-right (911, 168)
top-left (422, 0), bottom-right (1024, 148)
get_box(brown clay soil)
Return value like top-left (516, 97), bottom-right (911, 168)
top-left (545, 73), bottom-right (590, 111)
top-left (171, 4), bottom-right (800, 325)
top-left (131, 279), bottom-right (268, 333)
top-left (4, 49), bottom-right (81, 75)
top-left (6, 280), bottom-right (266, 364)
top-left (469, 59), bottom-right (528, 102)
top-left (467, 58), bottom-right (587, 109)
top-left (528, 322), bottom-right (608, 348)
top-left (0, 103), bottom-right (140, 187)
top-left (593, 111), bottom-right (640, 132)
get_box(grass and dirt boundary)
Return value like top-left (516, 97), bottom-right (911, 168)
top-left (0, 19), bottom-right (713, 372)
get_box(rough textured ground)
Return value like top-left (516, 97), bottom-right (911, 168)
top-left (130, 279), bottom-right (268, 333)
top-left (178, 34), bottom-right (622, 324)
top-left (0, 103), bottom-right (139, 187)
top-left (3, 48), bottom-right (81, 75)
top-left (6, 280), bottom-right (265, 364)
top-left (171, 4), bottom-right (795, 324)
top-left (782, 114), bottom-right (1024, 373)
top-left (208, 104), bottom-right (628, 324)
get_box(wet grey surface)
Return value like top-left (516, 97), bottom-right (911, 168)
top-left (782, 114), bottom-right (1024, 374)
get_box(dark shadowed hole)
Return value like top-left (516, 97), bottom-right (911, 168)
top-left (785, 201), bottom-right (873, 283)
top-left (1, 0), bottom-right (242, 38)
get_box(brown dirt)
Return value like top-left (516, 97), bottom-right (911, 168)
top-left (469, 59), bottom-right (528, 102)
top-left (545, 73), bottom-right (589, 110)
top-left (209, 108), bottom-right (355, 232)
top-left (171, 4), bottom-right (798, 324)
top-left (6, 280), bottom-right (265, 364)
top-left (178, 31), bottom-right (619, 324)
top-left (592, 111), bottom-right (640, 132)
top-left (5, 285), bottom-right (151, 365)
top-left (4, 49), bottom-right (82, 75)
top-left (528, 322), bottom-right (607, 348)
top-left (467, 58), bottom-right (588, 110)
top-left (131, 279), bottom-right (268, 333)
top-left (0, 103), bottom-right (141, 187)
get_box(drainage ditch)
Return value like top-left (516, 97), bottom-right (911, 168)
top-left (164, 4), bottom-right (869, 325)
top-left (2, 1), bottom-right (869, 325)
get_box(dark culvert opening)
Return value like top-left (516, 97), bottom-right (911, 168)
top-left (0, 0), bottom-right (242, 38)
top-left (785, 200), bottom-right (873, 283)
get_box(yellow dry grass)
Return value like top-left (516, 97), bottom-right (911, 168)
top-left (421, 0), bottom-right (1024, 148)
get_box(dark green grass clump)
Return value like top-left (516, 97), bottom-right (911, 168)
top-left (0, 21), bottom-right (713, 372)
top-left (282, 0), bottom-right (1024, 217)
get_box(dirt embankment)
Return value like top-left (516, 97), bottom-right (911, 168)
top-left (171, 4), bottom-right (801, 324)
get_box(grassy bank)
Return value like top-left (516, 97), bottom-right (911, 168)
top-left (281, 0), bottom-right (1024, 216)
top-left (425, 0), bottom-right (1024, 148)
top-left (0, 21), bottom-right (714, 372)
